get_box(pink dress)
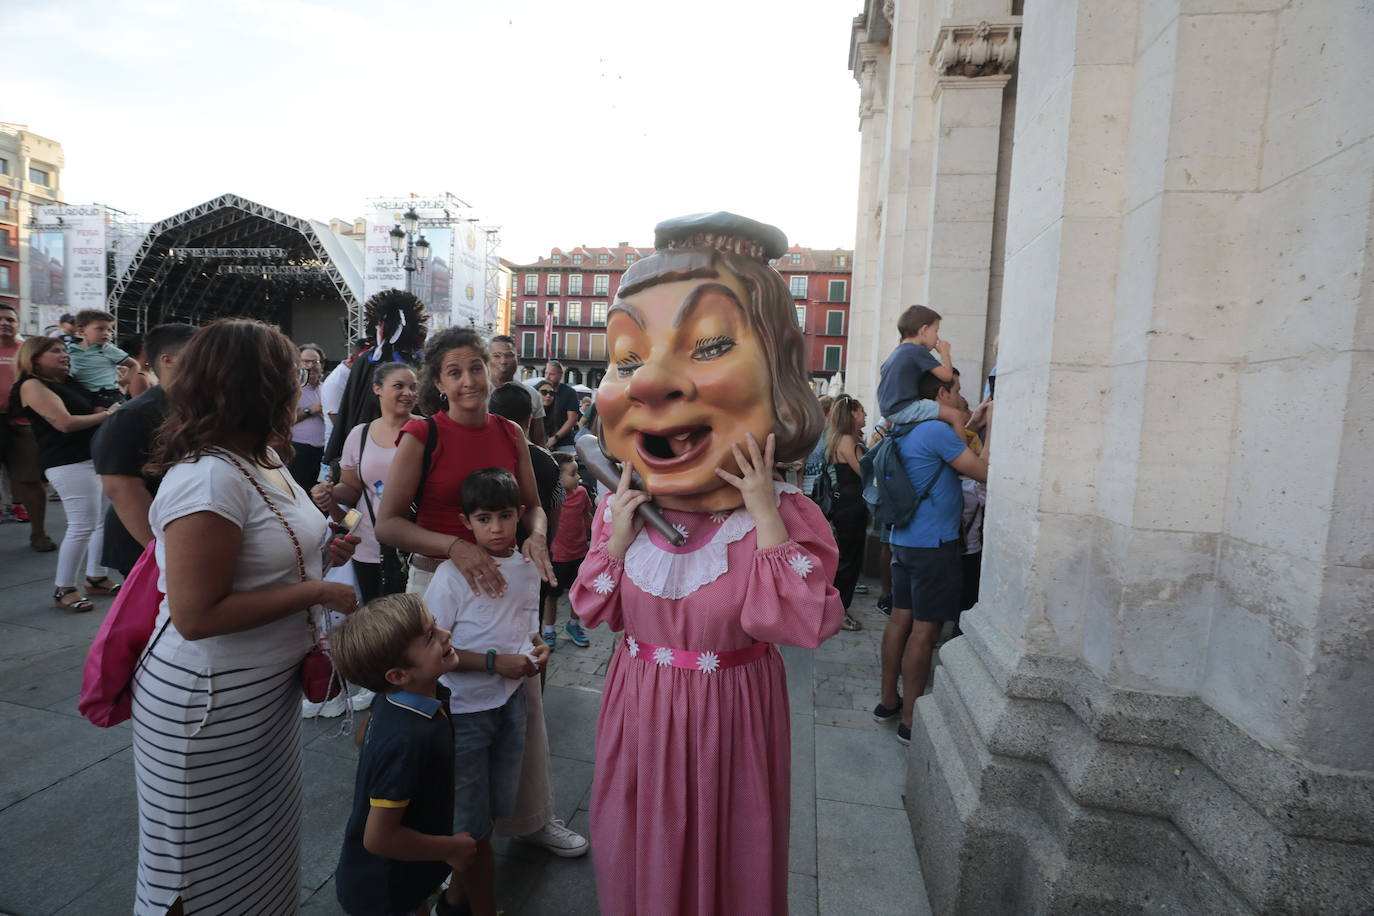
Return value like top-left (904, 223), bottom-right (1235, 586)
top-left (571, 483), bottom-right (844, 916)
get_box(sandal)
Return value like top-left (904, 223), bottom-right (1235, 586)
top-left (30, 534), bottom-right (57, 553)
top-left (54, 587), bottom-right (94, 612)
top-left (85, 576), bottom-right (122, 596)
top-left (841, 614), bottom-right (864, 631)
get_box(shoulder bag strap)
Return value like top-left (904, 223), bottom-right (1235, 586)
top-left (408, 416), bottom-right (437, 523)
top-left (215, 451), bottom-right (308, 583)
top-left (357, 422), bottom-right (377, 529)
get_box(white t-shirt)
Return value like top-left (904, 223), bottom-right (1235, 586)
top-left (320, 361), bottom-right (349, 417)
top-left (425, 552), bottom-right (539, 714)
top-left (340, 422), bottom-right (398, 564)
top-left (150, 450), bottom-right (326, 668)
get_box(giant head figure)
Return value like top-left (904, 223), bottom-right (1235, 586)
top-left (596, 213), bottom-right (823, 513)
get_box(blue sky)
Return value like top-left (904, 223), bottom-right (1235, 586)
top-left (8, 0), bottom-right (862, 263)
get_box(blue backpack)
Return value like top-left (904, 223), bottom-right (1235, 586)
top-left (860, 422), bottom-right (943, 528)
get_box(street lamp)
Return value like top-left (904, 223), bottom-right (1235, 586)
top-left (390, 208), bottom-right (431, 293)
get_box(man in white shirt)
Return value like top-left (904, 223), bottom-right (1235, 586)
top-left (489, 335), bottom-right (545, 425)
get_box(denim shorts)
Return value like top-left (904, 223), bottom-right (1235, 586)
top-left (890, 540), bottom-right (962, 622)
top-left (452, 682), bottom-right (528, 840)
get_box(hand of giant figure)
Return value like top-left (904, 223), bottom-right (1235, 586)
top-left (571, 213), bottom-right (843, 916)
top-left (589, 212), bottom-right (824, 510)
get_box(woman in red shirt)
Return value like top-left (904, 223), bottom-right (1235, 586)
top-left (375, 327), bottom-right (554, 597)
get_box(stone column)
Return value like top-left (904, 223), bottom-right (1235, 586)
top-left (906, 0), bottom-right (1374, 912)
top-left (848, 38), bottom-right (890, 406)
top-left (923, 18), bottom-right (1020, 397)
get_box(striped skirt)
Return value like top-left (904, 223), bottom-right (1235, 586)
top-left (131, 651), bottom-right (305, 916)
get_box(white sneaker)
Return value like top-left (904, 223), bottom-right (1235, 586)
top-left (520, 817), bottom-right (589, 858)
top-left (350, 689), bottom-right (375, 711)
top-left (301, 693), bottom-right (349, 719)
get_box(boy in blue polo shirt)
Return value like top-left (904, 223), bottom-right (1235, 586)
top-left (331, 593), bottom-right (477, 916)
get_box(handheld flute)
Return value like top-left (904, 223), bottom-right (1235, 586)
top-left (575, 436), bottom-right (687, 547)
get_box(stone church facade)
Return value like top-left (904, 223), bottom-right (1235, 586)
top-left (847, 1), bottom-right (1373, 912)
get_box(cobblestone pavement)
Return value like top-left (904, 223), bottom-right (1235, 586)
top-left (0, 504), bottom-right (930, 915)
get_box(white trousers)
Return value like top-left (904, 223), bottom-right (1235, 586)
top-left (46, 459), bottom-right (108, 586)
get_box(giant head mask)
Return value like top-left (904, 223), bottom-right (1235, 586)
top-left (596, 213), bottom-right (823, 513)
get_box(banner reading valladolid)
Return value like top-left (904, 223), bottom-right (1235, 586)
top-left (363, 196), bottom-right (486, 329)
top-left (31, 206), bottom-right (108, 309)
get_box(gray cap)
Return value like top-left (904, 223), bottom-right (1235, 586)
top-left (652, 212), bottom-right (788, 261)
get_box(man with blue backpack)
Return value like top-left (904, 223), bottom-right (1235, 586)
top-left (871, 370), bottom-right (988, 745)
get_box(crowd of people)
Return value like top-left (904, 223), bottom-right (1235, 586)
top-left (0, 253), bottom-right (992, 914)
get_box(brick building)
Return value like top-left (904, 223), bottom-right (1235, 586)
top-left (773, 245), bottom-right (854, 388)
top-left (508, 243), bottom-right (655, 387)
top-left (509, 242), bottom-right (853, 389)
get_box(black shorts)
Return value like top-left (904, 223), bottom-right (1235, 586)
top-left (542, 558), bottom-right (584, 600)
top-left (890, 540), bottom-right (962, 623)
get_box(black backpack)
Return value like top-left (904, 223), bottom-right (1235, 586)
top-left (808, 463), bottom-right (841, 520)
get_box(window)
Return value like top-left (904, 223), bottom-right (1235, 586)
top-left (546, 274), bottom-right (561, 295)
top-left (549, 332), bottom-right (560, 357)
top-left (835, 254), bottom-right (848, 267)
top-left (521, 331), bottom-right (537, 357)
top-left (597, 254), bottom-right (609, 264)
top-left (589, 333), bottom-right (607, 360)
top-left (546, 301), bottom-right (560, 321)
top-left (0, 158), bottom-right (7, 175)
top-left (573, 253), bottom-right (584, 265)
top-left (29, 166), bottom-right (50, 186)
top-left (551, 253), bottom-right (562, 264)
top-left (523, 301), bottom-right (538, 324)
top-left (566, 300), bottom-right (582, 324)
top-left (592, 301), bottom-right (608, 325)
top-left (625, 253), bottom-right (635, 265)
top-left (565, 332), bottom-right (581, 359)
top-left (593, 274), bottom-right (609, 295)
top-left (568, 274), bottom-right (583, 295)
top-left (828, 279), bottom-right (847, 301)
top-left (826, 310), bottom-right (845, 336)
top-left (524, 274), bottom-right (538, 294)
top-left (795, 306), bottom-right (806, 329)
top-left (823, 345), bottom-right (843, 372)
top-left (0, 265), bottom-right (11, 291)
top-left (789, 253), bottom-right (802, 265)
top-left (789, 275), bottom-right (808, 298)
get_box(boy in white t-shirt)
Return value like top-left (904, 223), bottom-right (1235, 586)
top-left (423, 467), bottom-right (549, 916)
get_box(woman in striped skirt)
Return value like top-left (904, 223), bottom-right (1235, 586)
top-left (132, 319), bottom-right (358, 915)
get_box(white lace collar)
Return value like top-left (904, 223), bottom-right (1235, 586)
top-left (606, 482), bottom-right (802, 600)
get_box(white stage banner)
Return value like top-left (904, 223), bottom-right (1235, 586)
top-left (362, 196), bottom-right (490, 329)
top-left (33, 206), bottom-right (107, 309)
top-left (363, 210), bottom-right (406, 303)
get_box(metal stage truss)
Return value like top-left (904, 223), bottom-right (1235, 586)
top-left (109, 193), bottom-right (362, 338)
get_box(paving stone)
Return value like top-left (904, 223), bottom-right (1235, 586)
top-left (790, 713), bottom-right (818, 877)
top-left (815, 723), bottom-right (908, 809)
top-left (0, 750), bottom-right (138, 915)
top-left (0, 700), bottom-right (130, 809)
top-left (817, 798), bottom-right (931, 916)
top-left (299, 748), bottom-right (361, 894)
top-left (299, 876), bottom-right (345, 915)
top-left (541, 685), bottom-right (601, 764)
top-left (549, 752), bottom-right (596, 822)
top-left (789, 871), bottom-right (820, 916)
top-left (815, 706), bottom-right (884, 730)
top-left (0, 621), bottom-right (86, 664)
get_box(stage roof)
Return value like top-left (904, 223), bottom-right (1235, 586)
top-left (110, 193), bottom-right (363, 338)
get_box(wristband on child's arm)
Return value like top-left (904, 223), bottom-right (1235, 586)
top-left (485, 649), bottom-right (497, 674)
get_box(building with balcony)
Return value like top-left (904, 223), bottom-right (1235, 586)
top-left (507, 242), bottom-right (656, 387)
top-left (509, 242), bottom-right (853, 389)
top-left (772, 245), bottom-right (854, 390)
top-left (0, 124), bottom-right (65, 325)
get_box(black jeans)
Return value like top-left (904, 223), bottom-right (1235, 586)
top-left (831, 499), bottom-right (870, 609)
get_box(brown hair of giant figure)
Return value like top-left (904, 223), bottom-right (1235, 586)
top-left (596, 245), bottom-right (823, 513)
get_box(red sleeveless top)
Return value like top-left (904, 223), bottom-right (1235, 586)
top-left (400, 411), bottom-right (523, 549)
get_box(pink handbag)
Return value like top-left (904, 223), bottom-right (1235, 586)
top-left (78, 540), bottom-right (167, 727)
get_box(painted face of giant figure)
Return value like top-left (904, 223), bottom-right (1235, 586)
top-left (595, 213), bottom-right (823, 513)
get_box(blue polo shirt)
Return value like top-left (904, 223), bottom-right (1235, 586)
top-left (336, 685), bottom-right (454, 916)
top-left (889, 421), bottom-right (969, 548)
